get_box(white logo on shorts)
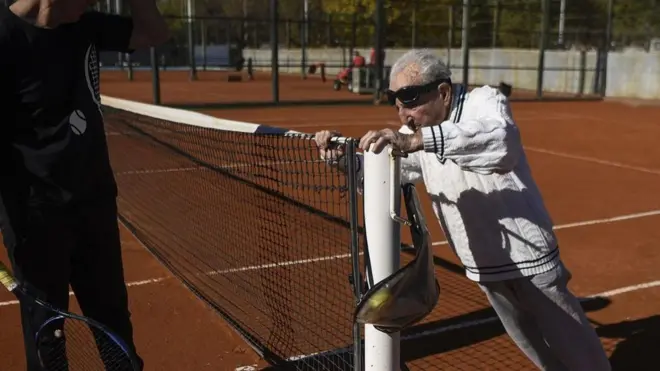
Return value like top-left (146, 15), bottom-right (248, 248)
top-left (69, 109), bottom-right (87, 135)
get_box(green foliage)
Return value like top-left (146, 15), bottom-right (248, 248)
top-left (157, 0), bottom-right (659, 49)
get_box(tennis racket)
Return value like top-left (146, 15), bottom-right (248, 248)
top-left (84, 44), bottom-right (103, 118)
top-left (0, 262), bottom-right (141, 371)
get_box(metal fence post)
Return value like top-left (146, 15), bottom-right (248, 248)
top-left (461, 0), bottom-right (470, 87)
top-left (200, 19), bottom-right (207, 71)
top-left (374, 0), bottom-right (385, 103)
top-left (350, 12), bottom-right (357, 58)
top-left (448, 5), bottom-right (454, 68)
top-left (536, 0), bottom-right (550, 99)
top-left (150, 47), bottom-right (161, 105)
top-left (271, 0), bottom-right (280, 104)
top-left (492, 0), bottom-right (500, 48)
top-left (115, 0), bottom-right (124, 72)
top-left (412, 0), bottom-right (417, 48)
top-left (301, 0), bottom-right (309, 79)
top-left (186, 0), bottom-right (198, 81)
top-left (601, 0), bottom-right (614, 97)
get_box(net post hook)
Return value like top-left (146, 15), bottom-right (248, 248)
top-left (388, 147), bottom-right (412, 226)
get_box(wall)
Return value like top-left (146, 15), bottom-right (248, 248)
top-left (242, 47), bottom-right (660, 100)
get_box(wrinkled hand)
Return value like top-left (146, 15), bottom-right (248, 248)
top-left (314, 130), bottom-right (345, 163)
top-left (359, 128), bottom-right (424, 154)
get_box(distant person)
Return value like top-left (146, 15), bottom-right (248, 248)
top-left (369, 47), bottom-right (386, 66)
top-left (337, 51), bottom-right (366, 84)
top-left (0, 0), bottom-right (169, 370)
top-left (352, 50), bottom-right (366, 68)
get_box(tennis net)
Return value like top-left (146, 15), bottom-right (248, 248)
top-left (102, 96), bottom-right (363, 370)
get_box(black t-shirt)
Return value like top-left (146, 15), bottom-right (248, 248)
top-left (0, 9), bottom-right (133, 219)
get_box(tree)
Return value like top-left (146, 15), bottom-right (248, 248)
top-left (158, 0), bottom-right (657, 50)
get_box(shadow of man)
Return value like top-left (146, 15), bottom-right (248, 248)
top-left (597, 314), bottom-right (660, 371)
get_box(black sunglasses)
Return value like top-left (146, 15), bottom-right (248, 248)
top-left (385, 78), bottom-right (452, 106)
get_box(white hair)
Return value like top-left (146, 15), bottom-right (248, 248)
top-left (389, 49), bottom-right (452, 85)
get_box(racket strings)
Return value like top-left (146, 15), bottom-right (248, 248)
top-left (38, 318), bottom-right (135, 371)
top-left (88, 45), bottom-right (101, 102)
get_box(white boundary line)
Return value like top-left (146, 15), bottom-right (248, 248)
top-left (2, 209), bottom-right (659, 308)
top-left (524, 146), bottom-right (660, 175)
top-left (400, 280), bottom-right (660, 343)
top-left (0, 277), bottom-right (169, 307)
top-left (280, 279), bottom-right (660, 365)
top-left (0, 253), bottom-right (361, 308)
top-left (374, 121), bottom-right (660, 176)
top-left (113, 159), bottom-right (326, 176)
top-left (431, 209), bottom-right (660, 247)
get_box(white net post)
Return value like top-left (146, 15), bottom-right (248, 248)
top-left (363, 146), bottom-right (402, 370)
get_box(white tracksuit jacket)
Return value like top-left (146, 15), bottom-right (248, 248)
top-left (359, 84), bottom-right (560, 282)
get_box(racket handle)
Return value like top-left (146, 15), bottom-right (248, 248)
top-left (0, 262), bottom-right (18, 292)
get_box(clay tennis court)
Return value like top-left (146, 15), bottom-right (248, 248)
top-left (100, 69), bottom-right (374, 106)
top-left (1, 71), bottom-right (659, 370)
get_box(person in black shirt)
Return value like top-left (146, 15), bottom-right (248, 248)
top-left (0, 0), bottom-right (169, 369)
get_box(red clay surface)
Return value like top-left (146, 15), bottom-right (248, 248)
top-left (100, 70), bottom-right (373, 105)
top-left (1, 72), bottom-right (659, 371)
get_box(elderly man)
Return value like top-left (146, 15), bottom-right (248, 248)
top-left (315, 49), bottom-right (610, 371)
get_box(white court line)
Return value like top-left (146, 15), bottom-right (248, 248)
top-left (385, 119), bottom-right (660, 176)
top-left (397, 280), bottom-right (660, 342)
top-left (205, 253), bottom-right (357, 276)
top-left (281, 279), bottom-right (660, 364)
top-left (1, 210), bottom-right (658, 308)
top-left (283, 121), bottom-right (399, 129)
top-left (1, 209), bottom-right (659, 308)
top-left (524, 146), bottom-right (660, 175)
top-left (0, 253), bottom-right (360, 308)
top-left (248, 113), bottom-right (571, 129)
top-left (112, 146), bottom-right (660, 178)
top-left (431, 209), bottom-right (660, 247)
top-left (114, 159), bottom-right (326, 176)
top-left (0, 277), bottom-right (168, 308)
top-left (115, 167), bottom-right (204, 176)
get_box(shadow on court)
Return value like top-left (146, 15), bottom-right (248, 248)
top-left (599, 315), bottom-right (660, 371)
top-left (263, 254), bottom-right (617, 370)
top-left (398, 255), bottom-right (613, 367)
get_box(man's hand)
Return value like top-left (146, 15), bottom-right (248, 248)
top-left (314, 130), bottom-right (345, 164)
top-left (359, 128), bottom-right (424, 154)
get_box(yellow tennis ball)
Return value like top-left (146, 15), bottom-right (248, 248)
top-left (368, 289), bottom-right (391, 309)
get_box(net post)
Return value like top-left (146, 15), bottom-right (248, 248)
top-left (363, 146), bottom-right (401, 370)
